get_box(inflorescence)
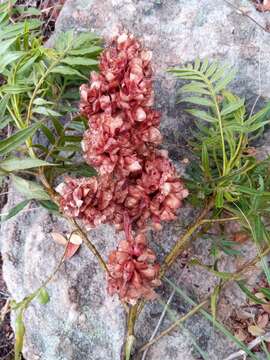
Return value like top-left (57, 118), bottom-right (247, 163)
top-left (56, 33), bottom-right (188, 304)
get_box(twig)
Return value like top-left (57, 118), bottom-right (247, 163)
top-left (224, 332), bottom-right (270, 360)
top-left (161, 197), bottom-right (215, 274)
top-left (0, 299), bottom-right (10, 323)
top-left (223, 0), bottom-right (270, 33)
top-left (141, 290), bottom-right (176, 360)
top-left (70, 218), bottom-right (109, 274)
top-left (201, 216), bottom-right (239, 224)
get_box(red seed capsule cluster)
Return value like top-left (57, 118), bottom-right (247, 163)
top-left (56, 34), bottom-right (188, 303)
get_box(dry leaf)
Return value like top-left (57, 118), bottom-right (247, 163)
top-left (262, 303), bottom-right (270, 314)
top-left (236, 308), bottom-right (255, 320)
top-left (256, 0), bottom-right (270, 12)
top-left (64, 243), bottom-right (80, 259)
top-left (244, 147), bottom-right (257, 156)
top-left (51, 232), bottom-right (67, 245)
top-left (234, 328), bottom-right (248, 341)
top-left (69, 233), bottom-right (83, 245)
top-left (51, 232), bottom-right (81, 259)
top-left (257, 313), bottom-right (269, 329)
top-left (254, 292), bottom-right (266, 300)
top-left (233, 231), bottom-right (249, 243)
top-left (248, 324), bottom-right (265, 336)
top-left (0, 299), bottom-right (10, 322)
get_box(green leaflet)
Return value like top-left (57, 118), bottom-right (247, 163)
top-left (33, 106), bottom-right (62, 117)
top-left (11, 175), bottom-right (50, 200)
top-left (0, 94), bottom-right (10, 118)
top-left (186, 109), bottom-right (216, 123)
top-left (179, 96), bottom-right (213, 107)
top-left (1, 84), bottom-right (33, 94)
top-left (221, 99), bottom-right (245, 116)
top-left (0, 157), bottom-right (54, 172)
top-left (0, 51), bottom-right (26, 71)
top-left (50, 65), bottom-right (86, 79)
top-left (0, 37), bottom-right (17, 55)
top-left (201, 142), bottom-right (211, 177)
top-left (38, 200), bottom-right (59, 213)
top-left (0, 124), bottom-right (39, 155)
top-left (1, 199), bottom-right (30, 222)
top-left (16, 7), bottom-right (41, 16)
top-left (61, 56), bottom-right (99, 66)
top-left (68, 46), bottom-right (102, 56)
top-left (0, 19), bottom-right (42, 40)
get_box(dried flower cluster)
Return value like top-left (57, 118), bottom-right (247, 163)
top-left (107, 233), bottom-right (161, 304)
top-left (56, 33), bottom-right (188, 303)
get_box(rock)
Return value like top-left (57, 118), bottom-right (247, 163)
top-left (1, 1), bottom-right (270, 359)
top-left (1, 189), bottom-right (125, 360)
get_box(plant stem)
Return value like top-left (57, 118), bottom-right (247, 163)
top-left (161, 198), bottom-right (215, 274)
top-left (201, 216), bottom-right (238, 224)
top-left (70, 218), bottom-right (109, 273)
top-left (124, 304), bottom-right (139, 360)
top-left (25, 59), bottom-right (59, 126)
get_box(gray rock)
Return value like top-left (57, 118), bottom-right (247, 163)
top-left (1, 1), bottom-right (270, 359)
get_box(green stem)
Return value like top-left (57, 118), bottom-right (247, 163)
top-left (206, 78), bottom-right (227, 175)
top-left (25, 59), bottom-right (59, 126)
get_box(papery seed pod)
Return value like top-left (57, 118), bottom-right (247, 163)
top-left (107, 233), bottom-right (161, 304)
top-left (80, 33), bottom-right (160, 176)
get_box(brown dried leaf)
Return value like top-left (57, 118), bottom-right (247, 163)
top-left (248, 324), bottom-right (265, 336)
top-left (262, 303), bottom-right (270, 314)
top-left (255, 292), bottom-right (266, 300)
top-left (233, 231), bottom-right (249, 243)
top-left (234, 328), bottom-right (248, 342)
top-left (51, 232), bottom-right (67, 245)
top-left (236, 308), bottom-right (256, 320)
top-left (0, 299), bottom-right (10, 322)
top-left (257, 313), bottom-right (269, 329)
